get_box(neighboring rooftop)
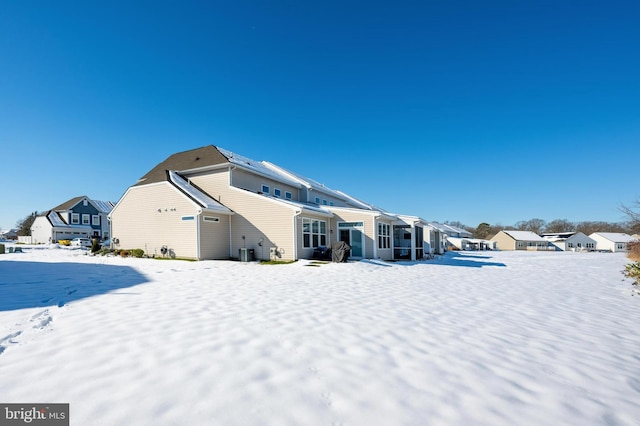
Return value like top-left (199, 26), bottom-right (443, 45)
top-left (501, 230), bottom-right (548, 242)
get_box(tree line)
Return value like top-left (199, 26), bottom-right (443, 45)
top-left (446, 197), bottom-right (640, 239)
top-left (446, 218), bottom-right (640, 241)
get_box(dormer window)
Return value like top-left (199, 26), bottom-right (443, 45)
top-left (262, 185), bottom-right (270, 194)
top-left (274, 188), bottom-right (281, 198)
top-left (285, 192), bottom-right (292, 200)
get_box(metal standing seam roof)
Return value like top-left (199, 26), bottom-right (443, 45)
top-left (168, 171), bottom-right (232, 213)
top-left (91, 200), bottom-right (115, 213)
top-left (47, 211), bottom-right (68, 227)
top-left (217, 148), bottom-right (303, 188)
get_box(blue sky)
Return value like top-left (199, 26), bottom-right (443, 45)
top-left (1, 1), bottom-right (639, 231)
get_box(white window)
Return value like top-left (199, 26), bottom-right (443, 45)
top-left (315, 197), bottom-right (320, 204)
top-left (82, 214), bottom-right (90, 225)
top-left (285, 191), bottom-right (292, 200)
top-left (71, 213), bottom-right (79, 224)
top-left (203, 216), bottom-right (220, 222)
top-left (261, 185), bottom-right (270, 194)
top-left (302, 218), bottom-right (327, 248)
top-left (274, 188), bottom-right (281, 197)
top-left (378, 223), bottom-right (391, 249)
top-left (92, 215), bottom-right (100, 226)
top-left (322, 199), bottom-right (328, 205)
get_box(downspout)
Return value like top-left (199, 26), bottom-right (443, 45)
top-left (229, 214), bottom-right (233, 259)
top-left (411, 222), bottom-right (416, 261)
top-left (293, 209), bottom-right (302, 260)
top-left (196, 208), bottom-right (202, 260)
top-left (373, 216), bottom-right (380, 259)
top-left (229, 165), bottom-right (236, 258)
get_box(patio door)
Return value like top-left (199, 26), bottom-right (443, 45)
top-left (338, 222), bottom-right (364, 258)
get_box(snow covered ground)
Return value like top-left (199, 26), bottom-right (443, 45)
top-left (1, 245), bottom-right (638, 425)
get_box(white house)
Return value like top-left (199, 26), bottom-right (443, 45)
top-left (540, 232), bottom-right (597, 252)
top-left (589, 232), bottom-right (635, 252)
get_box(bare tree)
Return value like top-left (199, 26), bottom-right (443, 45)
top-left (544, 219), bottom-right (575, 233)
top-left (513, 218), bottom-right (546, 235)
top-left (620, 197), bottom-right (640, 233)
top-left (16, 211), bottom-right (39, 236)
top-left (575, 221), bottom-right (627, 236)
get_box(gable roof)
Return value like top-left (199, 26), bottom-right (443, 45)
top-left (590, 232), bottom-right (635, 243)
top-left (136, 145), bottom-right (378, 212)
top-left (501, 230), bottom-right (547, 242)
top-left (52, 196), bottom-right (86, 211)
top-left (432, 222), bottom-right (473, 237)
top-left (50, 196), bottom-right (115, 214)
top-left (135, 145), bottom-right (229, 186)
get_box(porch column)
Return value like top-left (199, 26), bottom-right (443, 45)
top-left (410, 225), bottom-right (416, 261)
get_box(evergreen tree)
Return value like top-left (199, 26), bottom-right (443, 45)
top-left (16, 211), bottom-right (39, 236)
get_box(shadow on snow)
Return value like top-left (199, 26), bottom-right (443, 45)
top-left (430, 252), bottom-right (507, 268)
top-left (0, 261), bottom-right (148, 312)
top-left (357, 252), bottom-right (506, 268)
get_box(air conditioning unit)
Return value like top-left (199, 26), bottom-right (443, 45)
top-left (269, 247), bottom-right (278, 261)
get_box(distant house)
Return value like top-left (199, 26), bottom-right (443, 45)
top-left (0, 229), bottom-right (18, 240)
top-left (540, 232), bottom-right (597, 252)
top-left (423, 223), bottom-right (447, 255)
top-left (110, 145), bottom-right (434, 261)
top-left (632, 234), bottom-right (640, 241)
top-left (490, 230), bottom-right (551, 251)
top-left (589, 232), bottom-right (635, 252)
top-left (446, 236), bottom-right (496, 251)
top-left (31, 196), bottom-right (115, 244)
top-left (431, 222), bottom-right (496, 251)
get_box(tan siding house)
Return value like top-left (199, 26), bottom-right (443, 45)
top-left (110, 171), bottom-right (233, 260)
top-left (111, 145), bottom-right (433, 262)
top-left (327, 207), bottom-right (396, 260)
top-left (490, 230), bottom-right (551, 251)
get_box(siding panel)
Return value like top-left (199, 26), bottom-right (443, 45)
top-left (111, 183), bottom-right (200, 259)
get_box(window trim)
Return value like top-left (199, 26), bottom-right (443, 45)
top-left (302, 218), bottom-right (328, 249)
top-left (378, 223), bottom-right (391, 249)
top-left (71, 213), bottom-right (79, 224)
